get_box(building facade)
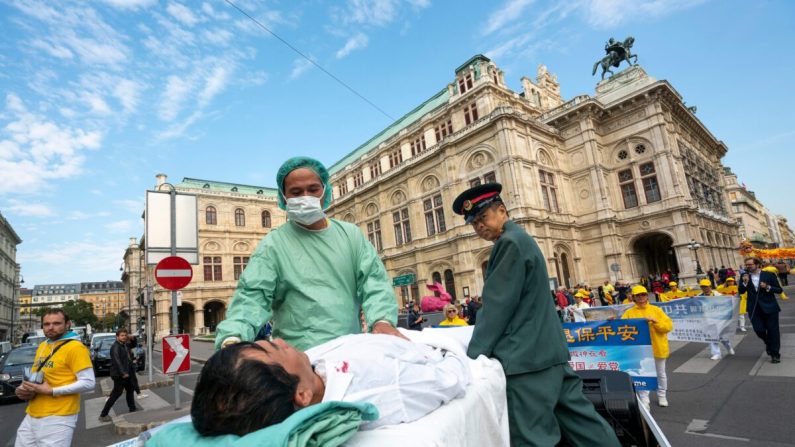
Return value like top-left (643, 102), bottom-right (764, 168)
top-left (325, 56), bottom-right (742, 305)
top-left (31, 283), bottom-right (80, 309)
top-left (17, 288), bottom-right (34, 335)
top-left (777, 216), bottom-right (795, 247)
top-left (144, 176), bottom-right (285, 338)
top-left (121, 237), bottom-right (145, 333)
top-left (0, 211), bottom-right (22, 342)
top-left (80, 281), bottom-right (125, 322)
top-left (724, 168), bottom-right (780, 248)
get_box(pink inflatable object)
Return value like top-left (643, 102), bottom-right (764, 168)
top-left (421, 282), bottom-right (453, 312)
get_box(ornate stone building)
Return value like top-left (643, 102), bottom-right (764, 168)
top-left (0, 211), bottom-right (22, 342)
top-left (140, 176), bottom-right (285, 338)
top-left (79, 281), bottom-right (125, 322)
top-left (777, 216), bottom-right (795, 247)
top-left (326, 55), bottom-right (742, 305)
top-left (724, 168), bottom-right (781, 248)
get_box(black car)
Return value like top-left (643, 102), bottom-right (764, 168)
top-left (92, 339), bottom-right (114, 376)
top-left (0, 345), bottom-right (37, 403)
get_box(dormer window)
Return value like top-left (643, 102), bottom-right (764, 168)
top-left (231, 187), bottom-right (238, 192)
top-left (458, 73), bottom-right (473, 94)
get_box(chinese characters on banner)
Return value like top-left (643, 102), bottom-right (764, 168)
top-left (563, 319), bottom-right (657, 391)
top-left (571, 296), bottom-right (738, 343)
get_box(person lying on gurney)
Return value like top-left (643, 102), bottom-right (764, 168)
top-left (184, 332), bottom-right (470, 440)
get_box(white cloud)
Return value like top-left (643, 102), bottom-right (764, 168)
top-left (105, 220), bottom-right (135, 233)
top-left (113, 199), bottom-right (145, 215)
top-left (5, 199), bottom-right (55, 217)
top-left (30, 39), bottom-right (74, 59)
top-left (483, 0), bottom-right (535, 36)
top-left (0, 93), bottom-right (102, 194)
top-left (167, 2), bottom-right (200, 27)
top-left (80, 92), bottom-right (112, 115)
top-left (584, 0), bottom-right (706, 29)
top-left (204, 28), bottom-right (233, 45)
top-left (17, 240), bottom-right (127, 281)
top-left (198, 66), bottom-right (230, 106)
top-left (336, 33), bottom-right (369, 59)
top-left (159, 76), bottom-right (195, 121)
top-left (100, 0), bottom-right (158, 10)
top-left (113, 79), bottom-right (142, 114)
top-left (202, 2), bottom-right (231, 20)
top-left (289, 58), bottom-right (314, 80)
top-left (344, 0), bottom-right (398, 26)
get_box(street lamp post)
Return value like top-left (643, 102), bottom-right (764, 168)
top-left (687, 239), bottom-right (703, 275)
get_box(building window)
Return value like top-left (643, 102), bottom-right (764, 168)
top-left (539, 170), bottom-right (560, 212)
top-left (206, 206), bottom-right (217, 225)
top-left (424, 194), bottom-right (446, 236)
top-left (389, 149), bottom-right (402, 168)
top-left (444, 269), bottom-right (457, 300)
top-left (432, 271), bottom-right (442, 288)
top-left (410, 135), bottom-right (427, 156)
top-left (233, 256), bottom-right (249, 280)
top-left (634, 144), bottom-right (646, 155)
top-left (203, 256), bottom-right (222, 281)
top-left (369, 160), bottom-right (382, 179)
top-left (367, 219), bottom-right (383, 251)
top-left (463, 102), bottom-right (479, 125)
top-left (234, 208), bottom-right (245, 226)
top-left (618, 169), bottom-right (638, 208)
top-left (393, 208), bottom-right (412, 246)
top-left (353, 171), bottom-right (364, 188)
top-left (639, 162), bottom-right (661, 203)
top-left (261, 211), bottom-right (271, 228)
top-left (339, 180), bottom-right (348, 196)
top-left (470, 171), bottom-right (497, 187)
top-left (458, 73), bottom-right (473, 94)
top-left (434, 119), bottom-right (453, 142)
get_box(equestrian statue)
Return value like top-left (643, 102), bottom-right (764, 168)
top-left (592, 36), bottom-right (638, 80)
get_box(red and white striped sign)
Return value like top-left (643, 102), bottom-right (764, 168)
top-left (154, 256), bottom-right (193, 290)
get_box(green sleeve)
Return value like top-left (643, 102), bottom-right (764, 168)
top-left (214, 244), bottom-right (278, 350)
top-left (355, 230), bottom-right (398, 329)
top-left (467, 240), bottom-right (525, 359)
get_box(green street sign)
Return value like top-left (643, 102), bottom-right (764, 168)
top-left (392, 274), bottom-right (416, 287)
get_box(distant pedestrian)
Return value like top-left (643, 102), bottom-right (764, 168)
top-left (740, 257), bottom-right (783, 363)
top-left (15, 309), bottom-right (95, 447)
top-left (98, 329), bottom-right (137, 422)
top-left (700, 279), bottom-right (735, 360)
top-left (438, 304), bottom-right (468, 327)
top-left (467, 296), bottom-right (482, 326)
top-left (408, 302), bottom-right (424, 330)
top-left (718, 265), bottom-right (728, 285)
top-left (126, 336), bottom-right (148, 400)
top-left (775, 260), bottom-right (789, 286)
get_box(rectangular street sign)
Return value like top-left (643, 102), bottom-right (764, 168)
top-left (393, 274), bottom-right (416, 286)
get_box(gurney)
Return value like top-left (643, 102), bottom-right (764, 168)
top-left (110, 327), bottom-right (510, 447)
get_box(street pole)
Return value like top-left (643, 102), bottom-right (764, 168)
top-left (169, 185), bottom-right (181, 410)
top-left (146, 285), bottom-right (153, 383)
top-left (9, 271), bottom-right (17, 345)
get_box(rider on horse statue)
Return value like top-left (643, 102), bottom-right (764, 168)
top-left (593, 36), bottom-right (638, 80)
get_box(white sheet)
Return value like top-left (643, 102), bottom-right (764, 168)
top-left (344, 328), bottom-right (510, 447)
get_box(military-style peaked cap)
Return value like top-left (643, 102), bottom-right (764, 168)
top-left (452, 183), bottom-right (504, 224)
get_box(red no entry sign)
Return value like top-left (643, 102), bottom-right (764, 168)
top-left (162, 334), bottom-right (190, 374)
top-left (155, 256), bottom-right (193, 290)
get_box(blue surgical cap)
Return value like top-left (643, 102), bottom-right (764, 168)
top-left (276, 156), bottom-right (332, 210)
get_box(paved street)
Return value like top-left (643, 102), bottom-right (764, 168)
top-left (2, 296), bottom-right (795, 446)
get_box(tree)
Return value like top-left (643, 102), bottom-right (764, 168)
top-left (99, 313), bottom-right (118, 331)
top-left (63, 300), bottom-right (98, 327)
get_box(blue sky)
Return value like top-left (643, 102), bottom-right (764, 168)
top-left (1, 0), bottom-right (793, 286)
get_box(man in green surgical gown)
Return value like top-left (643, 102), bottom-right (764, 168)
top-left (215, 156), bottom-right (401, 351)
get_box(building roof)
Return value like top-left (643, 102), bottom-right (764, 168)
top-left (177, 178), bottom-right (279, 197)
top-left (0, 210), bottom-right (22, 244)
top-left (81, 281), bottom-right (124, 293)
top-left (455, 54), bottom-right (491, 74)
top-left (328, 88), bottom-right (450, 175)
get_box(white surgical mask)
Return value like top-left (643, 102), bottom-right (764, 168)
top-left (283, 189), bottom-right (326, 225)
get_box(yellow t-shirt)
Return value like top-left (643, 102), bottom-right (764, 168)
top-left (621, 305), bottom-right (673, 359)
top-left (438, 317), bottom-right (469, 327)
top-left (27, 339), bottom-right (92, 418)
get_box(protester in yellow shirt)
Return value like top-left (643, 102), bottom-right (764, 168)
top-left (438, 304), bottom-right (468, 326)
top-left (717, 277), bottom-right (746, 331)
top-left (660, 281), bottom-right (686, 302)
top-left (15, 309), bottom-right (95, 446)
top-left (622, 285), bottom-right (673, 409)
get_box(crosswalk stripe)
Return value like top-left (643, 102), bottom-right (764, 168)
top-left (84, 390), bottom-right (170, 430)
top-left (748, 334), bottom-right (795, 377)
top-left (674, 334), bottom-right (746, 374)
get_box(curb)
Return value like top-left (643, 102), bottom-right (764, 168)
top-left (112, 407), bottom-right (191, 436)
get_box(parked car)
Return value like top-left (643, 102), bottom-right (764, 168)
top-left (92, 338), bottom-right (114, 376)
top-left (0, 345), bottom-right (37, 403)
top-left (90, 333), bottom-right (116, 350)
top-left (24, 335), bottom-right (47, 347)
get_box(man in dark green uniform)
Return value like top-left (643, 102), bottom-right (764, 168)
top-left (453, 183), bottom-right (619, 446)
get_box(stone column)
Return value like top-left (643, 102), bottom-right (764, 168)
top-left (194, 306), bottom-right (205, 335)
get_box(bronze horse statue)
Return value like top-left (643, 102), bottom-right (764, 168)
top-left (592, 36), bottom-right (638, 80)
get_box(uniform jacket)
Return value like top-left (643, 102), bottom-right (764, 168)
top-left (621, 305), bottom-right (673, 359)
top-left (739, 270), bottom-right (782, 315)
top-left (467, 220), bottom-right (569, 375)
top-left (109, 340), bottom-right (131, 378)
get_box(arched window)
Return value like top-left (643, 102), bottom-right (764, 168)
top-left (235, 208), bottom-right (245, 227)
top-left (444, 269), bottom-right (457, 301)
top-left (432, 271), bottom-right (442, 297)
top-left (261, 210), bottom-right (271, 228)
top-left (481, 261), bottom-right (489, 281)
top-left (206, 206), bottom-right (217, 225)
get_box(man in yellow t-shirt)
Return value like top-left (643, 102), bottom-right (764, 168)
top-left (15, 309), bottom-right (95, 447)
top-left (622, 285), bottom-right (673, 410)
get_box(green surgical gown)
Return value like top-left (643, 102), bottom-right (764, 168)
top-left (215, 219), bottom-right (398, 351)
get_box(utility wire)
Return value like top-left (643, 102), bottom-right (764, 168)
top-left (224, 0), bottom-right (396, 121)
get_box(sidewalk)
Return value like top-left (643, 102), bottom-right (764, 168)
top-left (109, 337), bottom-right (215, 435)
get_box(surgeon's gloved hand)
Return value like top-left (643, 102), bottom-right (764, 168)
top-left (371, 321), bottom-right (410, 341)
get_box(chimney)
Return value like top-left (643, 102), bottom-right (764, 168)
top-left (156, 173), bottom-right (167, 187)
top-left (129, 237), bottom-right (137, 247)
